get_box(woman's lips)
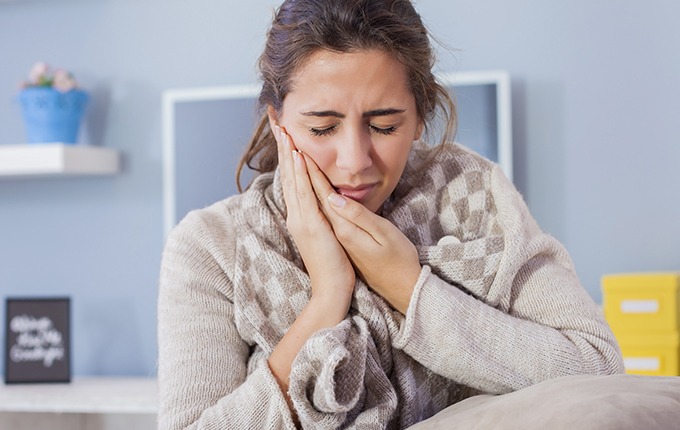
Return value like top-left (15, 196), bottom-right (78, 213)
top-left (334, 184), bottom-right (376, 201)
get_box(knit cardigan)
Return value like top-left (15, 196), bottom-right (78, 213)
top-left (157, 143), bottom-right (623, 429)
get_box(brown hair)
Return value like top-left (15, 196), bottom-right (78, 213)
top-left (236, 0), bottom-right (456, 192)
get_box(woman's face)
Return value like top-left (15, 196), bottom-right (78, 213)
top-left (270, 49), bottom-right (423, 213)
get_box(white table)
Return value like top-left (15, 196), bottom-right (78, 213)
top-left (0, 377), bottom-right (157, 430)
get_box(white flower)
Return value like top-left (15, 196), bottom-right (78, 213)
top-left (28, 61), bottom-right (50, 85)
top-left (53, 69), bottom-right (77, 92)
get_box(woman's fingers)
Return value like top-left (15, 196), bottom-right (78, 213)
top-left (327, 193), bottom-right (370, 225)
top-left (295, 147), bottom-right (419, 312)
top-left (328, 192), bottom-right (388, 245)
top-left (303, 151), bottom-right (384, 245)
top-left (280, 131), bottom-right (324, 222)
top-left (275, 133), bottom-right (357, 301)
top-left (290, 147), bottom-right (318, 215)
top-left (303, 152), bottom-right (340, 219)
top-left (326, 188), bottom-right (421, 313)
top-left (275, 126), bottom-right (303, 218)
top-left (277, 126), bottom-right (340, 232)
top-left (303, 153), bottom-right (334, 202)
top-left (276, 129), bottom-right (334, 241)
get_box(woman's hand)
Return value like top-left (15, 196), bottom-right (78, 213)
top-left (274, 126), bottom-right (355, 308)
top-left (269, 127), bottom-right (357, 411)
top-left (303, 151), bottom-right (422, 314)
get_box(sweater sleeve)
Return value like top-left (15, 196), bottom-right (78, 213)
top-left (157, 214), bottom-right (296, 430)
top-left (286, 316), bottom-right (399, 428)
top-left (392, 165), bottom-right (624, 394)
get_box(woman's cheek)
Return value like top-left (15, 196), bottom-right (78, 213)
top-left (297, 141), bottom-right (334, 172)
top-left (317, 150), bottom-right (337, 174)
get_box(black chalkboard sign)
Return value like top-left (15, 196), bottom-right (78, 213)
top-left (4, 297), bottom-right (71, 384)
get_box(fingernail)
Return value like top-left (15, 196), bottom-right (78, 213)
top-left (273, 126), bottom-right (281, 141)
top-left (292, 149), bottom-right (301, 167)
top-left (328, 192), bottom-right (346, 208)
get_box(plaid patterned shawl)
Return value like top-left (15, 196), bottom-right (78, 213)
top-left (232, 143), bottom-right (504, 428)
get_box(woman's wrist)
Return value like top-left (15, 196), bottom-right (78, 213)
top-left (308, 290), bottom-right (352, 321)
top-left (371, 262), bottom-right (421, 314)
top-left (269, 291), bottom-right (350, 381)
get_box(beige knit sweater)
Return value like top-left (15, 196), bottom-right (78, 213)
top-left (157, 143), bottom-right (623, 429)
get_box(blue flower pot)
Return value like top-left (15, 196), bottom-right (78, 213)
top-left (18, 87), bottom-right (89, 144)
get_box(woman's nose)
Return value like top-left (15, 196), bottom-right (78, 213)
top-left (335, 132), bottom-right (373, 175)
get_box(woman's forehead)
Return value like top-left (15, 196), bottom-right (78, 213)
top-left (285, 49), bottom-right (413, 110)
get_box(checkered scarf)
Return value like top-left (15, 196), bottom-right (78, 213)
top-left (232, 143), bottom-right (504, 428)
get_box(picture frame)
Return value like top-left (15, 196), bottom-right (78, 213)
top-left (4, 297), bottom-right (71, 384)
top-left (161, 70), bottom-right (512, 237)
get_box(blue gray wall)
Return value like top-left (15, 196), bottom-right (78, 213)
top-left (1, 0), bottom-right (678, 377)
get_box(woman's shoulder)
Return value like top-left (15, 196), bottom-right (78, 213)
top-left (438, 142), bottom-right (497, 173)
top-left (407, 141), bottom-right (499, 189)
top-left (170, 172), bottom-right (275, 242)
top-left (166, 193), bottom-right (251, 257)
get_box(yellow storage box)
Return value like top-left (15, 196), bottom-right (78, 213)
top-left (614, 331), bottom-right (680, 376)
top-left (602, 272), bottom-right (680, 332)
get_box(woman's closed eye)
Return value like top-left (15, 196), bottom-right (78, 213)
top-left (369, 124), bottom-right (397, 135)
top-left (309, 124), bottom-right (338, 137)
top-left (308, 123), bottom-right (399, 137)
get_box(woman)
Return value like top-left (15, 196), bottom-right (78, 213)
top-left (158, 0), bottom-right (623, 428)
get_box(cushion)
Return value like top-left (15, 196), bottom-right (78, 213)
top-left (408, 374), bottom-right (680, 430)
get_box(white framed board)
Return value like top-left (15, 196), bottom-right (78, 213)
top-left (162, 70), bottom-right (512, 237)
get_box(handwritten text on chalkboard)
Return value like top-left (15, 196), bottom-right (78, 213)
top-left (10, 314), bottom-right (65, 367)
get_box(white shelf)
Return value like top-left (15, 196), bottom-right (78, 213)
top-left (0, 143), bottom-right (121, 178)
top-left (0, 377), bottom-right (157, 414)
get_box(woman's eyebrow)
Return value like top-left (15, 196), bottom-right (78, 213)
top-left (300, 110), bottom-right (344, 118)
top-left (300, 108), bottom-right (406, 118)
top-left (362, 108), bottom-right (406, 118)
